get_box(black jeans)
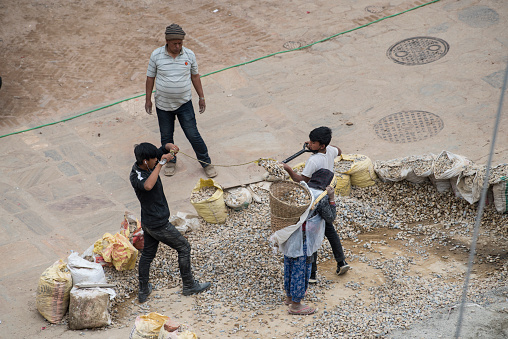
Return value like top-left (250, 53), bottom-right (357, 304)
top-left (311, 221), bottom-right (345, 275)
top-left (139, 221), bottom-right (195, 288)
top-left (156, 100), bottom-right (211, 168)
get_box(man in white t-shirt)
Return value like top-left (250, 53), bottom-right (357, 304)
top-left (282, 126), bottom-right (349, 282)
top-left (145, 24), bottom-right (217, 178)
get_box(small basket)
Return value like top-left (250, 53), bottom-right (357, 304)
top-left (269, 181), bottom-right (311, 232)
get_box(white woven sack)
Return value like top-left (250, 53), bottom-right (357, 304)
top-left (433, 151), bottom-right (471, 180)
top-left (492, 178), bottom-right (508, 213)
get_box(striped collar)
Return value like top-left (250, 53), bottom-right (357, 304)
top-left (164, 45), bottom-right (185, 57)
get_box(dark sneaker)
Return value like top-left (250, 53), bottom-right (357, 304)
top-left (308, 276), bottom-right (317, 284)
top-left (337, 261), bottom-right (350, 276)
top-left (138, 282), bottom-right (152, 303)
top-left (182, 281), bottom-right (211, 296)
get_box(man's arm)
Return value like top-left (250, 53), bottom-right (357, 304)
top-left (145, 76), bottom-right (155, 115)
top-left (330, 145), bottom-right (342, 157)
top-left (156, 142), bottom-right (180, 158)
top-left (143, 153), bottom-right (175, 191)
top-left (191, 73), bottom-right (206, 114)
top-left (282, 163), bottom-right (310, 183)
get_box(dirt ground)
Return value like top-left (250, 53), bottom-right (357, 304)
top-left (0, 0), bottom-right (371, 127)
top-left (0, 0), bottom-right (507, 338)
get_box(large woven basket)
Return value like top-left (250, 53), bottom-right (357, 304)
top-left (269, 181), bottom-right (311, 232)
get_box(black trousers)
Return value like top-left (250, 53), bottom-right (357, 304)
top-left (138, 221), bottom-right (195, 288)
top-left (311, 221), bottom-right (345, 275)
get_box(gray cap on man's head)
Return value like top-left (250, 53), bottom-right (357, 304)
top-left (165, 24), bottom-right (185, 40)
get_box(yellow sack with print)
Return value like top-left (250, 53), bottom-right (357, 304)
top-left (36, 260), bottom-right (73, 323)
top-left (99, 232), bottom-right (138, 271)
top-left (335, 154), bottom-right (377, 188)
top-left (130, 312), bottom-right (169, 339)
top-left (190, 178), bottom-right (227, 224)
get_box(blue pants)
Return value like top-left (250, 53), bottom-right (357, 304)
top-left (284, 240), bottom-right (311, 303)
top-left (156, 100), bottom-right (211, 168)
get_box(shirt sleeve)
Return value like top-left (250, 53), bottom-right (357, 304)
top-left (189, 50), bottom-right (198, 75)
top-left (328, 146), bottom-right (339, 159)
top-left (146, 50), bottom-right (157, 77)
top-left (130, 169), bottom-right (148, 191)
top-left (155, 146), bottom-right (168, 159)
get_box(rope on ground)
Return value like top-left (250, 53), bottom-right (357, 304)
top-left (175, 150), bottom-right (276, 168)
top-left (0, 0), bottom-right (441, 139)
top-left (454, 59), bottom-right (508, 339)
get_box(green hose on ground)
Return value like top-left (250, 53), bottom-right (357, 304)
top-left (0, 0), bottom-right (440, 139)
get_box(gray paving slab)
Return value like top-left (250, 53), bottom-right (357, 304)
top-left (15, 210), bottom-right (53, 235)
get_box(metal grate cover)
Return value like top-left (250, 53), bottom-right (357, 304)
top-left (365, 6), bottom-right (386, 13)
top-left (283, 41), bottom-right (303, 50)
top-left (374, 110), bottom-right (444, 143)
top-left (387, 37), bottom-right (449, 66)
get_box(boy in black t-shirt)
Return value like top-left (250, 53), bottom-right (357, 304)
top-left (130, 142), bottom-right (210, 303)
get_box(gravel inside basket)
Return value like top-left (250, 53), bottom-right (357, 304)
top-left (269, 181), bottom-right (311, 230)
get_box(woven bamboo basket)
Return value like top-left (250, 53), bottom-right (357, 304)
top-left (269, 181), bottom-right (311, 232)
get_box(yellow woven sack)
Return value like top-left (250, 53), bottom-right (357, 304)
top-left (36, 260), bottom-right (73, 323)
top-left (335, 172), bottom-right (351, 196)
top-left (293, 159), bottom-right (351, 195)
top-left (101, 232), bottom-right (138, 271)
top-left (292, 162), bottom-right (306, 173)
top-left (190, 178), bottom-right (227, 224)
top-left (335, 154), bottom-right (377, 188)
top-left (130, 312), bottom-right (169, 339)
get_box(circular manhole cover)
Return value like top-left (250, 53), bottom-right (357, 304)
top-left (283, 41), bottom-right (303, 50)
top-left (387, 37), bottom-right (449, 66)
top-left (374, 110), bottom-right (444, 143)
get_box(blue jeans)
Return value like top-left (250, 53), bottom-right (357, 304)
top-left (156, 100), bottom-right (211, 168)
top-left (139, 221), bottom-right (195, 288)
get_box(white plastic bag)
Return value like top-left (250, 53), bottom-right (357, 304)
top-left (67, 252), bottom-right (107, 286)
top-left (169, 212), bottom-right (201, 234)
top-left (224, 187), bottom-right (252, 211)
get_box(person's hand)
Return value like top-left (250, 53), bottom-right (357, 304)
top-left (166, 143), bottom-right (179, 155)
top-left (198, 98), bottom-right (206, 114)
top-left (145, 100), bottom-right (153, 115)
top-left (326, 186), bottom-right (335, 199)
top-left (282, 163), bottom-right (291, 172)
top-left (161, 152), bottom-right (175, 162)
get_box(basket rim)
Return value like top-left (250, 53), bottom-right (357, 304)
top-left (269, 181), bottom-right (311, 207)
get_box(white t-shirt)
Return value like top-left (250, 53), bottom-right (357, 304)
top-left (147, 46), bottom-right (198, 111)
top-left (301, 145), bottom-right (339, 178)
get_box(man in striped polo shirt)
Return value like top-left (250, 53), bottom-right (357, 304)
top-left (145, 24), bottom-right (217, 178)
